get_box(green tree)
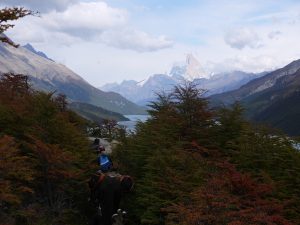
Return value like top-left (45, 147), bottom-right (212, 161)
top-left (0, 74), bottom-right (96, 224)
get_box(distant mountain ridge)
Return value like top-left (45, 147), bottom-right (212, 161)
top-left (101, 54), bottom-right (265, 106)
top-left (0, 41), bottom-right (146, 115)
top-left (210, 59), bottom-right (300, 105)
top-left (210, 59), bottom-right (300, 136)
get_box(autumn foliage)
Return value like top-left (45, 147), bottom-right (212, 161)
top-left (0, 73), bottom-right (95, 224)
top-left (165, 161), bottom-right (293, 225)
top-left (113, 83), bottom-right (300, 225)
top-left (0, 7), bottom-right (36, 47)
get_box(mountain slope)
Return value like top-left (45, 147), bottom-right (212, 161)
top-left (210, 59), bottom-right (300, 105)
top-left (246, 69), bottom-right (300, 135)
top-left (23, 43), bottom-right (54, 61)
top-left (210, 59), bottom-right (300, 136)
top-left (0, 41), bottom-right (145, 115)
top-left (69, 102), bottom-right (129, 123)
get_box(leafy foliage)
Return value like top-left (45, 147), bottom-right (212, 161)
top-left (165, 162), bottom-right (292, 225)
top-left (0, 73), bottom-right (96, 224)
top-left (113, 83), bottom-right (299, 225)
top-left (0, 7), bottom-right (36, 47)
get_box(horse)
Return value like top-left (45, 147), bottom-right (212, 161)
top-left (88, 172), bottom-right (133, 225)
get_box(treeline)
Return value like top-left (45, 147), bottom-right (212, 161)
top-left (0, 73), bottom-right (96, 225)
top-left (112, 83), bottom-right (300, 225)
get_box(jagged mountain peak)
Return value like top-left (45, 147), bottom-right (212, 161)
top-left (0, 42), bottom-right (85, 84)
top-left (170, 54), bottom-right (208, 81)
top-left (23, 43), bottom-right (54, 62)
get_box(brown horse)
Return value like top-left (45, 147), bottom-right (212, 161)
top-left (88, 172), bottom-right (133, 225)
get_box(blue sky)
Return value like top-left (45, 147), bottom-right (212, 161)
top-left (2, 0), bottom-right (300, 86)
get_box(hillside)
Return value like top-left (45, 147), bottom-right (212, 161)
top-left (69, 101), bottom-right (129, 123)
top-left (210, 59), bottom-right (300, 105)
top-left (0, 41), bottom-right (146, 115)
top-left (245, 68), bottom-right (300, 135)
top-left (210, 59), bottom-right (300, 136)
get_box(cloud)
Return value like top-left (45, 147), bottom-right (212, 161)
top-left (1, 0), bottom-right (78, 12)
top-left (207, 55), bottom-right (279, 73)
top-left (268, 30), bottom-right (282, 39)
top-left (43, 2), bottom-right (128, 38)
top-left (224, 27), bottom-right (262, 50)
top-left (6, 1), bottom-right (173, 52)
top-left (101, 28), bottom-right (174, 52)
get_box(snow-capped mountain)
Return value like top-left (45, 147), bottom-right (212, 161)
top-left (170, 54), bottom-right (208, 80)
top-left (101, 73), bottom-right (182, 106)
top-left (0, 41), bottom-right (145, 115)
top-left (100, 54), bottom-right (264, 106)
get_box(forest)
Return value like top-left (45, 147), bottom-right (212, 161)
top-left (112, 84), bottom-right (300, 225)
top-left (1, 5), bottom-right (300, 225)
top-left (1, 72), bottom-right (300, 225)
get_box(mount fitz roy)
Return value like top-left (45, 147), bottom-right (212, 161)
top-left (0, 41), bottom-right (145, 116)
top-left (100, 54), bottom-right (265, 105)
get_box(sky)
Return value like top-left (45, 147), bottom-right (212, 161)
top-left (2, 0), bottom-right (300, 86)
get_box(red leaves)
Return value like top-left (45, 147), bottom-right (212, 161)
top-left (29, 137), bottom-right (76, 181)
top-left (165, 161), bottom-right (294, 225)
top-left (0, 135), bottom-right (34, 206)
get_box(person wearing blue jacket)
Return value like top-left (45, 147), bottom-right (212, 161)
top-left (96, 145), bottom-right (113, 173)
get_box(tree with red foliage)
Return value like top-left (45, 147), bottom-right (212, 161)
top-left (165, 161), bottom-right (294, 225)
top-left (0, 135), bottom-right (34, 224)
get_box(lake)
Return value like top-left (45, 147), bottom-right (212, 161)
top-left (118, 114), bottom-right (150, 131)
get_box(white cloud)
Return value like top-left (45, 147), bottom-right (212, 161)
top-left (101, 28), bottom-right (174, 52)
top-left (43, 2), bottom-right (128, 38)
top-left (207, 55), bottom-right (280, 73)
top-left (1, 0), bottom-right (78, 12)
top-left (7, 1), bottom-right (173, 52)
top-left (224, 27), bottom-right (262, 50)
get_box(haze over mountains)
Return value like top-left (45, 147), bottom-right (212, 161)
top-left (0, 40), bottom-right (146, 119)
top-left (101, 54), bottom-right (266, 105)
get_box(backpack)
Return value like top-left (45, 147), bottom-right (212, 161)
top-left (98, 154), bottom-right (112, 172)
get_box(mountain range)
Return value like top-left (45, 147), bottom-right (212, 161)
top-left (0, 41), bottom-right (146, 118)
top-left (100, 55), bottom-right (266, 105)
top-left (210, 59), bottom-right (300, 136)
top-left (2, 39), bottom-right (299, 135)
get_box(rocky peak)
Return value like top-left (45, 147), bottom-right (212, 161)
top-left (170, 54), bottom-right (208, 81)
